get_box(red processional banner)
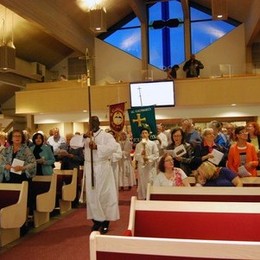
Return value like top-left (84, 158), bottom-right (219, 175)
top-left (109, 102), bottom-right (125, 133)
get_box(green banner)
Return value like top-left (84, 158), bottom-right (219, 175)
top-left (128, 106), bottom-right (157, 143)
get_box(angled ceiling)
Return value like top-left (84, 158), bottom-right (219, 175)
top-left (0, 0), bottom-right (259, 105)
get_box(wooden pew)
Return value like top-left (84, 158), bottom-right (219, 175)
top-left (32, 174), bottom-right (57, 228)
top-left (242, 176), bottom-right (260, 187)
top-left (54, 168), bottom-right (77, 214)
top-left (146, 183), bottom-right (260, 202)
top-left (127, 196), bottom-right (260, 241)
top-left (0, 181), bottom-right (28, 246)
top-left (89, 231), bottom-right (260, 260)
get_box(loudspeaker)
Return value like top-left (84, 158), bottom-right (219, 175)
top-left (211, 0), bottom-right (228, 20)
top-left (89, 8), bottom-right (107, 33)
top-left (0, 45), bottom-right (16, 70)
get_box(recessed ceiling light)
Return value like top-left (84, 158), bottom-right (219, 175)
top-left (231, 104), bottom-right (236, 107)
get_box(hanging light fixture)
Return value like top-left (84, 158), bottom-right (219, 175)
top-left (89, 7), bottom-right (107, 33)
top-left (211, 0), bottom-right (228, 20)
top-left (0, 8), bottom-right (16, 71)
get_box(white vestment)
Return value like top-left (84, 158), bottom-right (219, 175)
top-left (135, 139), bottom-right (159, 200)
top-left (84, 130), bottom-right (120, 221)
top-left (119, 140), bottom-right (136, 188)
top-left (110, 142), bottom-right (123, 191)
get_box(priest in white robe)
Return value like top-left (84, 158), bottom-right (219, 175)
top-left (84, 116), bottom-right (119, 234)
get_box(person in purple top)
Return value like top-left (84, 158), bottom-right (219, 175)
top-left (194, 161), bottom-right (242, 187)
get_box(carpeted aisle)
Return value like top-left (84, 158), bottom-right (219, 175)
top-left (0, 187), bottom-right (137, 260)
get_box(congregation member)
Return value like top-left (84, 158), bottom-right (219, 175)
top-left (47, 127), bottom-right (66, 159)
top-left (166, 127), bottom-right (194, 176)
top-left (192, 128), bottom-right (228, 170)
top-left (30, 132), bottom-right (55, 175)
top-left (227, 126), bottom-right (258, 177)
top-left (183, 54), bottom-right (204, 78)
top-left (153, 153), bottom-right (190, 187)
top-left (0, 130), bottom-right (36, 225)
top-left (246, 121), bottom-right (260, 156)
top-left (155, 124), bottom-right (168, 156)
top-left (223, 122), bottom-right (236, 145)
top-left (57, 132), bottom-right (84, 207)
top-left (180, 118), bottom-right (202, 148)
top-left (166, 64), bottom-right (179, 79)
top-left (195, 161), bottom-right (243, 187)
top-left (118, 131), bottom-right (136, 190)
top-left (58, 133), bottom-right (84, 171)
top-left (134, 128), bottom-right (159, 199)
top-left (208, 120), bottom-right (230, 149)
top-left (0, 131), bottom-right (8, 153)
top-left (83, 116), bottom-right (119, 234)
top-left (23, 129), bottom-right (34, 147)
top-left (0, 129), bottom-right (36, 183)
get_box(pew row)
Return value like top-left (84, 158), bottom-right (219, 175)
top-left (127, 196), bottom-right (260, 241)
top-left (242, 176), bottom-right (260, 186)
top-left (54, 168), bottom-right (77, 214)
top-left (32, 174), bottom-right (57, 228)
top-left (89, 231), bottom-right (260, 260)
top-left (146, 183), bottom-right (260, 202)
top-left (0, 181), bottom-right (28, 246)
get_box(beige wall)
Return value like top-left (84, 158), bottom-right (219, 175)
top-left (94, 24), bottom-right (248, 84)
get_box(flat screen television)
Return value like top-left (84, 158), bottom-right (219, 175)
top-left (129, 80), bottom-right (175, 108)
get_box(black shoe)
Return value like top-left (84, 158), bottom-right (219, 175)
top-left (91, 220), bottom-right (102, 231)
top-left (100, 221), bottom-right (109, 234)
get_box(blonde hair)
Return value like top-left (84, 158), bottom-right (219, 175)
top-left (195, 161), bottom-right (218, 181)
top-left (0, 131), bottom-right (7, 139)
top-left (201, 128), bottom-right (214, 138)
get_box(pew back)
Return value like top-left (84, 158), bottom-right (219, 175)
top-left (90, 231), bottom-right (260, 260)
top-left (32, 174), bottom-right (57, 227)
top-left (128, 196), bottom-right (260, 241)
top-left (146, 183), bottom-right (260, 202)
top-left (0, 181), bottom-right (28, 246)
top-left (54, 168), bottom-right (77, 213)
top-left (242, 177), bottom-right (260, 187)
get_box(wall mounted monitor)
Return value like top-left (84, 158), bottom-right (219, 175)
top-left (129, 80), bottom-right (175, 108)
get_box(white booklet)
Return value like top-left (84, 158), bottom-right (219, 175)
top-left (238, 165), bottom-right (252, 177)
top-left (165, 144), bottom-right (187, 158)
top-left (208, 149), bottom-right (224, 165)
top-left (11, 158), bottom-right (25, 175)
top-left (70, 135), bottom-right (84, 148)
top-left (173, 144), bottom-right (187, 157)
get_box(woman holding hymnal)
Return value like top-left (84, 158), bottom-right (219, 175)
top-left (165, 127), bottom-right (194, 176)
top-left (191, 128), bottom-right (228, 171)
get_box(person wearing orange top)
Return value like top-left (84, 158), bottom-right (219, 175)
top-left (227, 126), bottom-right (258, 177)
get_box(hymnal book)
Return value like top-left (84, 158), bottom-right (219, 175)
top-left (165, 144), bottom-right (187, 158)
top-left (238, 165), bottom-right (252, 177)
top-left (208, 149), bottom-right (224, 165)
top-left (11, 158), bottom-right (25, 175)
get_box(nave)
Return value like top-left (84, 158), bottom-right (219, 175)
top-left (0, 186), bottom-right (137, 260)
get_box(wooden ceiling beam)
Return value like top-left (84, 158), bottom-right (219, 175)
top-left (0, 0), bottom-right (94, 54)
top-left (127, 0), bottom-right (147, 23)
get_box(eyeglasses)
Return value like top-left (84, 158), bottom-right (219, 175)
top-left (13, 135), bottom-right (22, 138)
top-left (165, 159), bottom-right (173, 163)
top-left (173, 135), bottom-right (182, 138)
top-left (239, 131), bottom-right (248, 135)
